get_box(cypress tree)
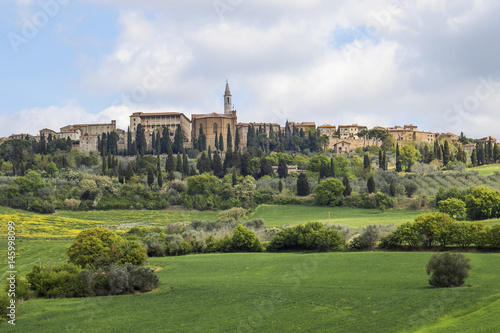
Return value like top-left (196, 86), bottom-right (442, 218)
top-left (197, 153), bottom-right (206, 174)
top-left (241, 152), bottom-right (250, 176)
top-left (330, 158), bottom-right (335, 178)
top-left (147, 168), bottom-right (154, 187)
top-left (389, 181), bottom-right (396, 197)
top-left (219, 132), bottom-right (224, 152)
top-left (383, 150), bottom-right (388, 171)
top-left (364, 154), bottom-right (371, 171)
top-left (396, 143), bottom-right (402, 172)
top-left (258, 157), bottom-right (274, 178)
top-left (379, 150), bottom-right (383, 169)
top-left (443, 140), bottom-right (451, 167)
top-left (297, 173), bottom-right (310, 196)
top-left (173, 125), bottom-right (183, 154)
top-left (277, 158), bottom-right (288, 178)
top-left (207, 146), bottom-right (213, 169)
top-left (176, 154), bottom-right (183, 173)
top-left (278, 179), bottom-right (283, 193)
top-left (166, 147), bottom-right (175, 172)
top-left (118, 162), bottom-right (124, 184)
top-left (182, 149), bottom-right (189, 176)
top-left (198, 125), bottom-right (206, 151)
top-left (215, 132), bottom-right (219, 150)
top-left (157, 161), bottom-right (163, 188)
top-left (342, 175), bottom-right (352, 197)
top-left (234, 127), bottom-right (240, 150)
top-left (232, 168), bottom-right (237, 187)
top-left (367, 176), bottom-right (376, 193)
top-left (213, 151), bottom-right (223, 177)
top-left (227, 124), bottom-right (232, 151)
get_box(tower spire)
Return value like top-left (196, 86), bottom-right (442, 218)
top-left (224, 81), bottom-right (232, 114)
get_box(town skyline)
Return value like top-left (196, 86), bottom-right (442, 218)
top-left (2, 1), bottom-right (500, 139)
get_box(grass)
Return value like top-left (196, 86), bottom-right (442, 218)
top-left (248, 205), bottom-right (428, 227)
top-left (2, 249), bottom-right (500, 332)
top-left (0, 207), bottom-right (218, 239)
top-left (469, 164), bottom-right (500, 176)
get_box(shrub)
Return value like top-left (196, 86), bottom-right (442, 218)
top-left (229, 224), bottom-right (263, 252)
top-left (65, 198), bottom-right (82, 211)
top-left (268, 222), bottom-right (344, 252)
top-left (426, 252), bottom-right (471, 288)
top-left (26, 263), bottom-right (85, 298)
top-left (218, 207), bottom-right (249, 220)
top-left (314, 178), bottom-right (345, 206)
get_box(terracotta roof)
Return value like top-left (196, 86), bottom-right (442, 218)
top-left (192, 112), bottom-right (236, 120)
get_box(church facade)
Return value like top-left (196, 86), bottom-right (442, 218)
top-left (191, 82), bottom-right (237, 151)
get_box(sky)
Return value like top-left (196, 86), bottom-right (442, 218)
top-left (1, 0), bottom-right (500, 139)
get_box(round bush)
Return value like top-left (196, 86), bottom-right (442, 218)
top-left (426, 252), bottom-right (471, 288)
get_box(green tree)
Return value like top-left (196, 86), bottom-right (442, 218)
top-left (443, 140), bottom-right (451, 167)
top-left (230, 224), bottom-right (263, 252)
top-left (219, 132), bottom-right (224, 151)
top-left (364, 154), bottom-right (371, 171)
top-left (342, 175), bottom-right (352, 197)
top-left (277, 158), bottom-right (288, 178)
top-left (176, 154), bottom-right (183, 173)
top-left (314, 178), bottom-right (345, 206)
top-left (399, 144), bottom-right (421, 172)
top-left (157, 161), bottom-right (163, 188)
top-left (46, 161), bottom-right (58, 177)
top-left (226, 125), bottom-right (232, 151)
top-left (426, 253), bottom-right (471, 288)
top-left (135, 124), bottom-right (147, 156)
top-left (147, 168), bottom-right (155, 187)
top-left (439, 198), bottom-right (466, 220)
top-left (413, 212), bottom-right (454, 247)
top-left (258, 157), bottom-right (274, 178)
top-left (367, 176), bottom-right (376, 194)
top-left (297, 173), bottom-right (310, 196)
top-left (173, 125), bottom-right (183, 154)
top-left (182, 149), bottom-right (189, 176)
top-left (396, 143), bottom-right (402, 172)
top-left (465, 186), bottom-right (500, 220)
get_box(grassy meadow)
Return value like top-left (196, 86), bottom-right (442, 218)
top-left (248, 205), bottom-right (427, 227)
top-left (1, 248), bottom-right (500, 332)
top-left (469, 164), bottom-right (500, 176)
top-left (2, 206), bottom-right (500, 332)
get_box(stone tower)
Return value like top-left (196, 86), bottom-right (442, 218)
top-left (224, 81), bottom-right (232, 115)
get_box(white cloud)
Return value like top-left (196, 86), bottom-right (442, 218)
top-left (6, 0), bottom-right (500, 140)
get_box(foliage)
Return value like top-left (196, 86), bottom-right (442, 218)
top-left (27, 263), bottom-right (85, 298)
top-left (314, 178), bottom-right (345, 206)
top-left (267, 222), bottom-right (344, 252)
top-left (229, 224), bottom-right (263, 252)
top-left (439, 198), bottom-right (466, 220)
top-left (465, 186), bottom-right (500, 220)
top-left (426, 252), bottom-right (471, 288)
top-left (67, 228), bottom-right (146, 268)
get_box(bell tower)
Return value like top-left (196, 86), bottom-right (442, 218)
top-left (224, 80), bottom-right (232, 115)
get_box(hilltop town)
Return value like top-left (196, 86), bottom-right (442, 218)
top-left (1, 82), bottom-right (496, 155)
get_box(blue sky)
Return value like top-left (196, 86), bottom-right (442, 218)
top-left (1, 0), bottom-right (500, 140)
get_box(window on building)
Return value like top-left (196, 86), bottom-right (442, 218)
top-left (213, 123), bottom-right (218, 135)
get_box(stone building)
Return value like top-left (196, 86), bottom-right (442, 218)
top-left (61, 121), bottom-right (117, 136)
top-left (192, 82), bottom-right (238, 151)
top-left (79, 135), bottom-right (99, 152)
top-left (387, 125), bottom-right (438, 143)
top-left (129, 112), bottom-right (191, 143)
top-left (338, 124), bottom-right (368, 139)
top-left (287, 122), bottom-right (316, 133)
top-left (317, 124), bottom-right (337, 137)
top-left (56, 129), bottom-right (80, 141)
top-left (333, 141), bottom-right (352, 154)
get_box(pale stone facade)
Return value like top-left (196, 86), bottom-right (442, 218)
top-left (61, 121), bottom-right (117, 136)
top-left (129, 112), bottom-right (191, 144)
top-left (387, 125), bottom-right (438, 143)
top-left (317, 124), bottom-right (337, 137)
top-left (192, 83), bottom-right (238, 151)
top-left (338, 124), bottom-right (368, 139)
top-left (79, 135), bottom-right (99, 152)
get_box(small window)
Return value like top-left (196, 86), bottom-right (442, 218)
top-left (213, 123), bottom-right (218, 135)
top-left (227, 98), bottom-right (229, 104)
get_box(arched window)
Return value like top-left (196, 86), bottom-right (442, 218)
top-left (227, 98), bottom-right (229, 104)
top-left (213, 123), bottom-right (218, 135)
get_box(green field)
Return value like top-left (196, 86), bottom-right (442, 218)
top-left (2, 243), bottom-right (500, 333)
top-left (249, 205), bottom-right (428, 227)
top-left (469, 164), bottom-right (500, 176)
